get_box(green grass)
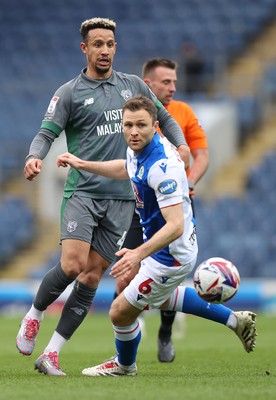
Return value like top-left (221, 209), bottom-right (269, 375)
top-left (1, 312), bottom-right (275, 400)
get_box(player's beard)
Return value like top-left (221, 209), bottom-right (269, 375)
top-left (95, 65), bottom-right (111, 76)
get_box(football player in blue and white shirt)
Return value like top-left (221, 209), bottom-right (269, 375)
top-left (57, 95), bottom-right (257, 377)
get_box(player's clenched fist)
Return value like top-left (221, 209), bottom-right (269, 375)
top-left (23, 159), bottom-right (42, 181)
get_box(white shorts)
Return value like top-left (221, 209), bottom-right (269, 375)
top-left (123, 256), bottom-right (197, 310)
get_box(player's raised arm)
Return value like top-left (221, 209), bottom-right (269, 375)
top-left (57, 152), bottom-right (129, 180)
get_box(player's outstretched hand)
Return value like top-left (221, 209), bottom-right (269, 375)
top-left (110, 248), bottom-right (141, 280)
top-left (57, 152), bottom-right (82, 169)
top-left (24, 159), bottom-right (42, 181)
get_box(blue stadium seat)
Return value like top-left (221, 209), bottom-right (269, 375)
top-left (2, 0), bottom-right (276, 277)
top-left (0, 197), bottom-right (35, 266)
top-left (9, 0), bottom-right (266, 139)
top-left (262, 64), bottom-right (276, 100)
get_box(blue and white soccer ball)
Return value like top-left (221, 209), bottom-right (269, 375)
top-left (193, 257), bottom-right (240, 303)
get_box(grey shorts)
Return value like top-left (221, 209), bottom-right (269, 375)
top-left (61, 195), bottom-right (135, 263)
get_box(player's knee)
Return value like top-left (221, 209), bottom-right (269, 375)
top-left (61, 262), bottom-right (82, 279)
top-left (61, 252), bottom-right (88, 278)
top-left (109, 300), bottom-right (121, 324)
top-left (78, 270), bottom-right (102, 287)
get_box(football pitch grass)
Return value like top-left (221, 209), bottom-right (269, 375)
top-left (1, 312), bottom-right (275, 400)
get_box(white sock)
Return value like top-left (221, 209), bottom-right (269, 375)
top-left (226, 313), bottom-right (238, 330)
top-left (116, 356), bottom-right (136, 370)
top-left (44, 331), bottom-right (67, 355)
top-left (26, 304), bottom-right (44, 322)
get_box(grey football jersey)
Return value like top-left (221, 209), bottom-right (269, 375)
top-left (39, 69), bottom-right (185, 200)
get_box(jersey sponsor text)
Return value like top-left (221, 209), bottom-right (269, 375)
top-left (96, 122), bottom-right (122, 136)
top-left (158, 179), bottom-right (177, 194)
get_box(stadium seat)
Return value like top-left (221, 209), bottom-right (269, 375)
top-left (2, 0), bottom-right (276, 278)
top-left (262, 64), bottom-right (276, 101)
top-left (0, 197), bottom-right (35, 267)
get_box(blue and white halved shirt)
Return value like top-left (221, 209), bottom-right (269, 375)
top-left (126, 132), bottom-right (198, 267)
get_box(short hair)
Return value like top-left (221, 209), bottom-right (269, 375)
top-left (80, 18), bottom-right (116, 42)
top-left (122, 95), bottom-right (157, 124)
top-left (142, 58), bottom-right (177, 78)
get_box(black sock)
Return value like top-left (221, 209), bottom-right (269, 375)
top-left (33, 262), bottom-right (75, 311)
top-left (56, 280), bottom-right (96, 340)
top-left (158, 310), bottom-right (176, 341)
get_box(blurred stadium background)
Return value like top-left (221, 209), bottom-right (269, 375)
top-left (0, 0), bottom-right (276, 314)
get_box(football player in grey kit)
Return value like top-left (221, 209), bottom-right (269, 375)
top-left (16, 17), bottom-right (190, 376)
top-left (56, 95), bottom-right (257, 377)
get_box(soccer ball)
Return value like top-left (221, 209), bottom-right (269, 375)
top-left (193, 257), bottom-right (240, 303)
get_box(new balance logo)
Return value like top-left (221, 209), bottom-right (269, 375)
top-left (70, 307), bottom-right (85, 315)
top-left (84, 98), bottom-right (94, 106)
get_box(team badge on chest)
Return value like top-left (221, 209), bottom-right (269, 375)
top-left (121, 90), bottom-right (132, 101)
top-left (137, 166), bottom-right (144, 179)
